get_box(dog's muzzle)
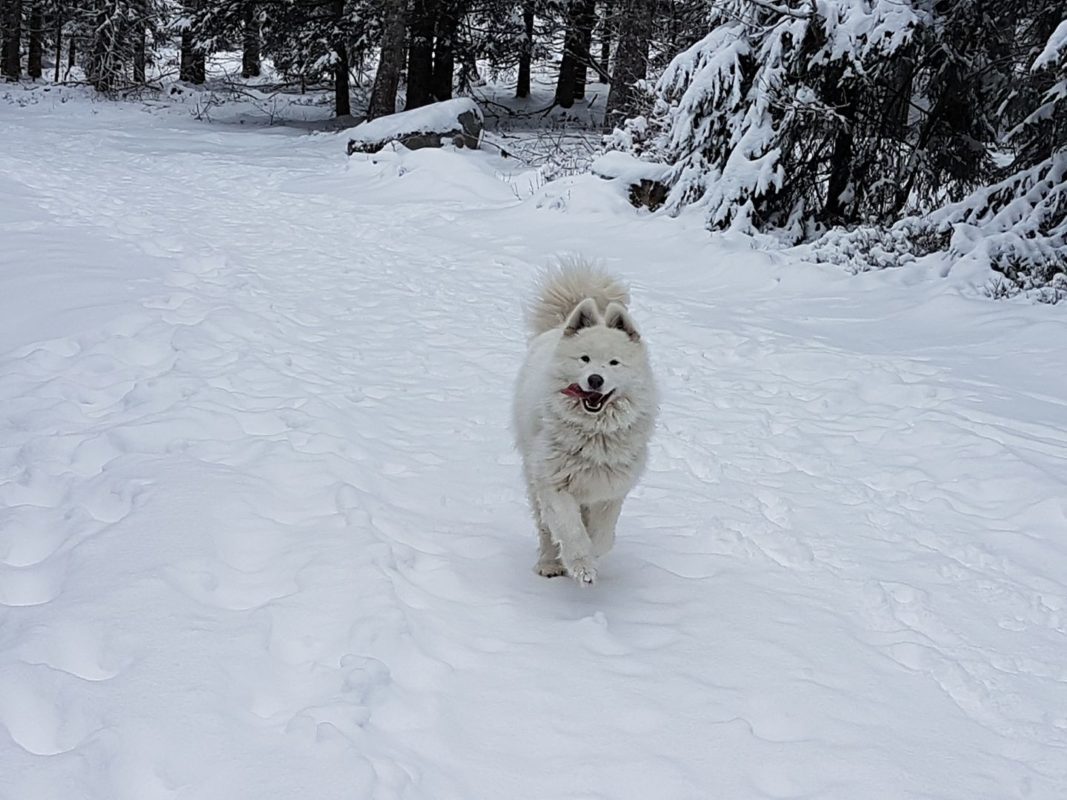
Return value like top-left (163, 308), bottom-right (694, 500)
top-left (562, 383), bottom-right (615, 414)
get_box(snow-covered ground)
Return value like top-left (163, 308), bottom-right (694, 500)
top-left (2, 91), bottom-right (1066, 800)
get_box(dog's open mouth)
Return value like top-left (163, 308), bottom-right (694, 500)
top-left (562, 384), bottom-right (615, 414)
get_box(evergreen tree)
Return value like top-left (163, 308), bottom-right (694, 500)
top-left (928, 13), bottom-right (1067, 295)
top-left (261, 0), bottom-right (370, 115)
top-left (1, 0), bottom-right (22, 80)
top-left (609, 0), bottom-right (1058, 239)
top-left (79, 0), bottom-right (165, 90)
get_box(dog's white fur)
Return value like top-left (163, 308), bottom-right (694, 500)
top-left (513, 257), bottom-right (657, 586)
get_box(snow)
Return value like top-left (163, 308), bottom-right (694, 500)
top-left (1033, 19), bottom-right (1067, 71)
top-left (347, 97), bottom-right (482, 144)
top-left (2, 89), bottom-right (1067, 800)
top-left (589, 151), bottom-right (670, 183)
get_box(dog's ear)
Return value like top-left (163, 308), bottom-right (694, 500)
top-left (563, 298), bottom-right (602, 336)
top-left (604, 302), bottom-right (640, 341)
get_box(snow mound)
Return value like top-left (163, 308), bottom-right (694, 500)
top-left (589, 151), bottom-right (670, 184)
top-left (347, 98), bottom-right (483, 154)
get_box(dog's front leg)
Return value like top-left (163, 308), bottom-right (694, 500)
top-left (539, 490), bottom-right (597, 586)
top-left (585, 499), bottom-right (623, 557)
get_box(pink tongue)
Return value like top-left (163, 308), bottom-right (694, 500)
top-left (562, 383), bottom-right (592, 399)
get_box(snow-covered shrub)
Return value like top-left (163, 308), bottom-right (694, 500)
top-left (810, 148), bottom-right (1065, 301)
top-left (810, 223), bottom-right (950, 274)
top-left (931, 153), bottom-right (1066, 301)
top-left (607, 1), bottom-right (1025, 241)
top-left (810, 151), bottom-right (1065, 300)
top-left (919, 19), bottom-right (1065, 301)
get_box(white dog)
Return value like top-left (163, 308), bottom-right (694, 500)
top-left (513, 258), bottom-right (657, 586)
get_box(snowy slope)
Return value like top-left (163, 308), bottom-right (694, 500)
top-left (1, 93), bottom-right (1066, 800)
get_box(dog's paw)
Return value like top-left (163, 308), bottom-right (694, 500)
top-left (567, 559), bottom-right (598, 587)
top-left (535, 560), bottom-right (567, 578)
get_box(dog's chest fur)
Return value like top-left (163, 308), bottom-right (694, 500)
top-left (541, 411), bottom-right (650, 501)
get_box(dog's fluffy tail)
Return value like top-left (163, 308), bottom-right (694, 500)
top-left (526, 255), bottom-right (630, 336)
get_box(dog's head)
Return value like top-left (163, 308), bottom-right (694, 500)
top-left (553, 298), bottom-right (649, 419)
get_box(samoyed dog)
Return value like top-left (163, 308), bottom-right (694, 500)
top-left (513, 258), bottom-right (657, 586)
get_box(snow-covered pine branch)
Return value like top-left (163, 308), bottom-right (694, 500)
top-left (608, 0), bottom-right (930, 240)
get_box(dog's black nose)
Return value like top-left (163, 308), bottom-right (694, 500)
top-left (587, 374), bottom-right (604, 390)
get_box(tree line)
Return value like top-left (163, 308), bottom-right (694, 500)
top-left (0, 0), bottom-right (699, 124)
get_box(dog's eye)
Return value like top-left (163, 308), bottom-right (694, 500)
top-left (610, 360), bottom-right (619, 366)
top-left (580, 355), bottom-right (590, 363)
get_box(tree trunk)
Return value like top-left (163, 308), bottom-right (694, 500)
top-left (132, 27), bottom-right (146, 83)
top-left (180, 36), bottom-right (205, 83)
top-left (431, 0), bottom-right (461, 101)
top-left (572, 0), bottom-right (596, 99)
top-left (179, 25), bottom-right (193, 82)
top-left (1, 0), bottom-right (22, 81)
top-left (132, 0), bottom-right (147, 84)
top-left (241, 1), bottom-right (260, 78)
top-left (604, 0), bottom-right (652, 129)
top-left (88, 3), bottom-right (116, 91)
top-left (516, 0), bottom-right (533, 98)
top-left (52, 10), bottom-right (61, 81)
top-left (66, 31), bottom-right (76, 78)
top-left (332, 0), bottom-right (351, 117)
top-left (599, 0), bottom-right (612, 78)
top-left (328, 0), bottom-right (349, 116)
top-left (822, 120), bottom-right (854, 224)
top-left (333, 48), bottom-right (351, 116)
top-left (554, 6), bottom-right (581, 108)
top-left (180, 0), bottom-right (205, 84)
top-left (367, 0), bottom-right (406, 120)
top-left (405, 0), bottom-right (436, 109)
top-left (26, 0), bottom-right (40, 79)
top-left (334, 51), bottom-right (351, 116)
